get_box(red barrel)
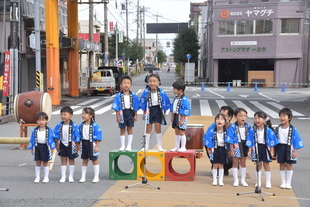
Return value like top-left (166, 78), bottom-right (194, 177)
top-left (14, 91), bottom-right (52, 123)
top-left (185, 124), bottom-right (204, 151)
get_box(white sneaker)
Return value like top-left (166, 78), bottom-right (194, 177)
top-left (177, 148), bottom-right (186, 152)
top-left (170, 148), bottom-right (178, 152)
top-left (59, 176), bottom-right (66, 183)
top-left (241, 181), bottom-right (248, 187)
top-left (42, 178), bottom-right (49, 183)
top-left (92, 177), bottom-right (99, 183)
top-left (218, 181), bottom-right (224, 186)
top-left (265, 182), bottom-right (272, 189)
top-left (212, 180), bottom-right (217, 186)
top-left (118, 146), bottom-right (125, 152)
top-left (79, 178), bottom-right (86, 183)
top-left (34, 177), bottom-right (40, 183)
top-left (158, 146), bottom-right (164, 152)
top-left (280, 182), bottom-right (286, 189)
top-left (125, 147), bottom-right (131, 151)
top-left (69, 176), bottom-right (74, 183)
top-left (286, 182), bottom-right (292, 189)
top-left (233, 180), bottom-right (239, 187)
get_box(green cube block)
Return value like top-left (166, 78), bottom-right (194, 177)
top-left (109, 149), bottom-right (139, 180)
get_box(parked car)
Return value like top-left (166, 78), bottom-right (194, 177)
top-left (90, 69), bottom-right (116, 96)
top-left (144, 63), bottom-right (158, 71)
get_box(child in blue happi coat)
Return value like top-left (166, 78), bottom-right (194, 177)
top-left (78, 107), bottom-right (102, 183)
top-left (275, 108), bottom-right (304, 189)
top-left (246, 111), bottom-right (279, 188)
top-left (170, 80), bottom-right (191, 152)
top-left (226, 108), bottom-right (252, 187)
top-left (28, 112), bottom-right (56, 183)
top-left (111, 76), bottom-right (140, 151)
top-left (204, 113), bottom-right (229, 186)
top-left (139, 74), bottom-right (170, 151)
top-left (54, 106), bottom-right (80, 183)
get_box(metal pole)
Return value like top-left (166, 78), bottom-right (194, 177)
top-left (104, 0), bottom-right (109, 66)
top-left (34, 0), bottom-right (41, 88)
top-left (115, 22), bottom-right (118, 66)
top-left (187, 58), bottom-right (189, 83)
top-left (126, 0), bottom-right (128, 42)
top-left (156, 13), bottom-right (158, 66)
top-left (88, 0), bottom-right (93, 88)
top-left (136, 0), bottom-right (139, 43)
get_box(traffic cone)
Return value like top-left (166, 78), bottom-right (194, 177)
top-left (254, 83), bottom-right (258, 92)
top-left (201, 82), bottom-right (205, 91)
top-left (281, 83), bottom-right (286, 92)
top-left (227, 82), bottom-right (231, 92)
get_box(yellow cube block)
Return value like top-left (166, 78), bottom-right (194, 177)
top-left (137, 149), bottom-right (165, 181)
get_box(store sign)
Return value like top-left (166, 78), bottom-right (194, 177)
top-left (220, 7), bottom-right (274, 18)
top-left (246, 7), bottom-right (274, 17)
top-left (231, 41), bottom-right (257, 46)
top-left (221, 47), bottom-right (267, 52)
top-left (2, 51), bottom-right (10, 96)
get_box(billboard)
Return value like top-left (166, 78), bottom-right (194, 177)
top-left (146, 23), bottom-right (188, 34)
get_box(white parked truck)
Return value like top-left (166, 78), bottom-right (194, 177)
top-left (89, 69), bottom-right (116, 96)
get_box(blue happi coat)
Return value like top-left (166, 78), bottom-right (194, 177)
top-left (54, 121), bottom-right (80, 154)
top-left (111, 91), bottom-right (140, 112)
top-left (79, 121), bottom-right (102, 156)
top-left (139, 87), bottom-right (171, 113)
top-left (170, 95), bottom-right (191, 129)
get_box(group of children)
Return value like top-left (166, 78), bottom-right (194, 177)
top-left (28, 107), bottom-right (102, 183)
top-left (28, 74), bottom-right (191, 183)
top-left (203, 106), bottom-right (304, 189)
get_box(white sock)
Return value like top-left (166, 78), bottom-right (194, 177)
top-left (69, 165), bottom-right (75, 182)
top-left (240, 168), bottom-right (248, 186)
top-left (92, 165), bottom-right (100, 183)
top-left (119, 135), bottom-right (125, 151)
top-left (170, 135), bottom-right (180, 151)
top-left (178, 135), bottom-right (186, 152)
top-left (280, 170), bottom-right (286, 188)
top-left (125, 135), bottom-right (133, 151)
top-left (43, 166), bottom-right (49, 183)
top-left (286, 170), bottom-right (293, 189)
top-left (232, 168), bottom-right (239, 187)
top-left (59, 165), bottom-right (67, 182)
top-left (212, 169), bottom-right (217, 185)
top-left (265, 171), bottom-right (271, 188)
top-left (79, 166), bottom-right (87, 182)
top-left (156, 133), bottom-right (164, 151)
top-left (218, 168), bottom-right (224, 186)
top-left (144, 134), bottom-right (151, 150)
top-left (34, 166), bottom-right (40, 183)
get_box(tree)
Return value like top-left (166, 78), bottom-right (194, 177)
top-left (157, 50), bottom-right (167, 63)
top-left (173, 27), bottom-right (200, 64)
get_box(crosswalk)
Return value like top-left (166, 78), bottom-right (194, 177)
top-left (52, 97), bottom-right (306, 120)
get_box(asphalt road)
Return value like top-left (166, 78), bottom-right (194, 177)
top-left (0, 68), bottom-right (310, 206)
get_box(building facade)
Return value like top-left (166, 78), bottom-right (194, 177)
top-left (203, 0), bottom-right (309, 87)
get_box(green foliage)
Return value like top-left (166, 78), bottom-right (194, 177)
top-left (172, 27), bottom-right (200, 64)
top-left (100, 34), bottom-right (143, 63)
top-left (157, 50), bottom-right (167, 63)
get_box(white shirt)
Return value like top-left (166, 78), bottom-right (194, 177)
top-left (151, 92), bottom-right (159, 106)
top-left (172, 98), bottom-right (179, 113)
top-left (217, 132), bottom-right (225, 147)
top-left (37, 129), bottom-right (47, 144)
top-left (278, 126), bottom-right (289, 144)
top-left (61, 124), bottom-right (69, 147)
top-left (239, 127), bottom-right (246, 141)
top-left (123, 94), bottom-right (131, 109)
top-left (257, 128), bottom-right (265, 144)
top-left (82, 124), bottom-right (90, 140)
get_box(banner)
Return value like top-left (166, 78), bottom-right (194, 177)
top-left (109, 22), bottom-right (114, 31)
top-left (3, 51), bottom-right (10, 96)
top-left (119, 31), bottom-right (123, 43)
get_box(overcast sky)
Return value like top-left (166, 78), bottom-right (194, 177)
top-left (78, 0), bottom-right (206, 54)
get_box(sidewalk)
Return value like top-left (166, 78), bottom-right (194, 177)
top-left (93, 116), bottom-right (299, 207)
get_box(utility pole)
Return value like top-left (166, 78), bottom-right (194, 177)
top-left (126, 0), bottom-right (129, 42)
top-left (104, 0), bottom-right (109, 66)
top-left (153, 13), bottom-right (162, 66)
top-left (143, 6), bottom-right (146, 62)
top-left (88, 0), bottom-right (94, 87)
top-left (140, 6), bottom-right (143, 45)
top-left (136, 0), bottom-right (139, 43)
top-left (115, 22), bottom-right (118, 66)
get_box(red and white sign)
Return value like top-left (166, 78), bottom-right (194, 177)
top-left (109, 22), bottom-right (114, 31)
top-left (2, 51), bottom-right (10, 96)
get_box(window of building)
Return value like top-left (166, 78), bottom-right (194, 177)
top-left (256, 19), bottom-right (273, 34)
top-left (236, 20), bottom-right (253, 35)
top-left (218, 20), bottom-right (235, 35)
top-left (281, 19), bottom-right (299, 34)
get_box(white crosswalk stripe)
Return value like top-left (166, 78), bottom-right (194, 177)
top-left (52, 98), bottom-right (306, 120)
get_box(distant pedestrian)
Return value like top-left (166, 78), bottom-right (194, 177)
top-left (78, 107), bottom-right (102, 183)
top-left (111, 76), bottom-right (140, 152)
top-left (53, 106), bottom-right (80, 183)
top-left (275, 107), bottom-right (304, 189)
top-left (28, 112), bottom-right (56, 183)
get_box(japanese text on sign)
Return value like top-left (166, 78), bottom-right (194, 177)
top-left (221, 47), bottom-right (267, 52)
top-left (246, 7), bottom-right (274, 17)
